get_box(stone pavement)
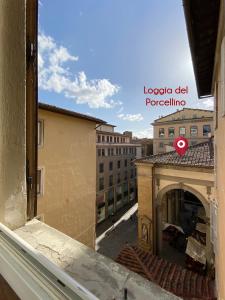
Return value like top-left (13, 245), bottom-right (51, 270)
top-left (96, 203), bottom-right (138, 259)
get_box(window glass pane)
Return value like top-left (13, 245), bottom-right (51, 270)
top-left (99, 178), bottom-right (104, 190)
top-left (37, 169), bottom-right (42, 195)
top-left (203, 124), bottom-right (211, 136)
top-left (99, 163), bottom-right (104, 173)
top-left (159, 128), bottom-right (164, 137)
top-left (190, 126), bottom-right (198, 136)
top-left (38, 120), bottom-right (43, 146)
top-left (168, 127), bottom-right (174, 137)
top-left (179, 127), bottom-right (186, 136)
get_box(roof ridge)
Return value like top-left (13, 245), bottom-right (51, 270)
top-left (38, 102), bottom-right (106, 124)
top-left (154, 107), bottom-right (213, 122)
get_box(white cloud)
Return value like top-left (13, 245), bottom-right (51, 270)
top-left (117, 113), bottom-right (143, 122)
top-left (38, 32), bottom-right (120, 109)
top-left (133, 127), bottom-right (153, 139)
top-left (201, 97), bottom-right (214, 110)
top-left (117, 106), bottom-right (124, 114)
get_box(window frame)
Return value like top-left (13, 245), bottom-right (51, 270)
top-left (109, 175), bottom-right (113, 187)
top-left (179, 126), bottom-right (186, 136)
top-left (190, 125), bottom-right (198, 137)
top-left (203, 124), bottom-right (211, 137)
top-left (168, 127), bottom-right (175, 137)
top-left (159, 142), bottom-right (164, 148)
top-left (159, 128), bottom-right (165, 137)
top-left (99, 177), bottom-right (104, 191)
top-left (99, 163), bottom-right (104, 173)
top-left (37, 167), bottom-right (44, 197)
top-left (38, 119), bottom-right (44, 147)
top-left (109, 161), bottom-right (113, 171)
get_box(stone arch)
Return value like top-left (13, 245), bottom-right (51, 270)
top-left (156, 183), bottom-right (209, 217)
top-left (155, 183), bottom-right (212, 263)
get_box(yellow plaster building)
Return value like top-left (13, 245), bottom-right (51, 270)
top-left (38, 103), bottom-right (105, 249)
top-left (136, 141), bottom-right (214, 266)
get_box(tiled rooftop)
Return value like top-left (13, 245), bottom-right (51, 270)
top-left (116, 245), bottom-right (216, 300)
top-left (137, 140), bottom-right (214, 168)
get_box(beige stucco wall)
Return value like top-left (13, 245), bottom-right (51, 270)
top-left (136, 163), bottom-right (153, 252)
top-left (213, 2), bottom-right (225, 297)
top-left (136, 163), bottom-right (214, 259)
top-left (0, 1), bottom-right (27, 228)
top-left (38, 109), bottom-right (97, 249)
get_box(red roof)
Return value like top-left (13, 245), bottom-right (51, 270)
top-left (116, 245), bottom-right (216, 300)
top-left (137, 140), bottom-right (214, 168)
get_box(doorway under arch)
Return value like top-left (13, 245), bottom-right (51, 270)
top-left (156, 186), bottom-right (209, 272)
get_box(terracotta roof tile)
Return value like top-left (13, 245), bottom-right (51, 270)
top-left (116, 245), bottom-right (216, 300)
top-left (137, 140), bottom-right (214, 168)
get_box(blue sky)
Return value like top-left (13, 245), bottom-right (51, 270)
top-left (38, 0), bottom-right (213, 138)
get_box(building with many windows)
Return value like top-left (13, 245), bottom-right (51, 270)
top-left (132, 138), bottom-right (153, 157)
top-left (152, 108), bottom-right (213, 154)
top-left (96, 124), bottom-right (142, 223)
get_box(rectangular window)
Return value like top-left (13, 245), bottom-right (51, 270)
top-left (168, 127), bottom-right (174, 137)
top-left (159, 142), bottom-right (164, 148)
top-left (190, 126), bottom-right (198, 136)
top-left (98, 149), bottom-right (101, 156)
top-left (99, 163), bottom-right (104, 173)
top-left (124, 171), bottom-right (128, 181)
top-left (110, 136), bottom-right (112, 142)
top-left (97, 135), bottom-right (101, 143)
top-left (38, 120), bottom-right (44, 146)
top-left (117, 173), bottom-right (121, 184)
top-left (111, 148), bottom-right (114, 156)
top-left (107, 136), bottom-right (109, 142)
top-left (102, 149), bottom-right (105, 156)
top-left (114, 137), bottom-right (116, 143)
top-left (99, 177), bottom-right (104, 191)
top-left (159, 128), bottom-right (165, 137)
top-left (117, 137), bottom-right (119, 143)
top-left (203, 124), bottom-right (211, 137)
top-left (109, 161), bottom-right (113, 171)
top-left (37, 168), bottom-right (43, 196)
top-left (117, 160), bottom-right (121, 169)
top-left (124, 159), bottom-right (127, 167)
top-left (130, 169), bottom-right (134, 178)
top-left (109, 175), bottom-right (113, 186)
top-left (102, 135), bottom-right (105, 142)
top-left (107, 148), bottom-right (111, 156)
top-left (179, 127), bottom-right (186, 136)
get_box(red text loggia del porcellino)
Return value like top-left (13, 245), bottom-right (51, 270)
top-left (144, 86), bottom-right (188, 107)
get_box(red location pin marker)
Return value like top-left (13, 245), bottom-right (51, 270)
top-left (173, 136), bottom-right (189, 156)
